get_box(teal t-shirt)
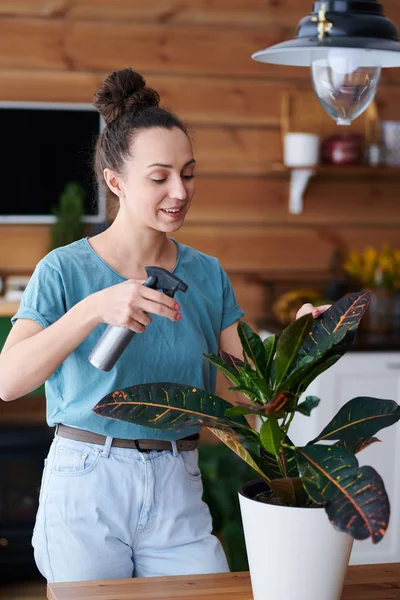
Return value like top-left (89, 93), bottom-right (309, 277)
top-left (11, 237), bottom-right (244, 441)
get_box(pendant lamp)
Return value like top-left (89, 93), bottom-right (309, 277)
top-left (252, 1), bottom-right (400, 124)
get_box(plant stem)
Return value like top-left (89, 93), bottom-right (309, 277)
top-left (283, 411), bottom-right (296, 438)
top-left (277, 446), bottom-right (288, 477)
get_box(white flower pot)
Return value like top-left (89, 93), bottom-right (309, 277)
top-left (238, 480), bottom-right (354, 600)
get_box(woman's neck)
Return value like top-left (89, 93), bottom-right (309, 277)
top-left (89, 218), bottom-right (177, 279)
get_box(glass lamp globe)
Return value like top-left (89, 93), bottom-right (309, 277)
top-left (311, 49), bottom-right (381, 125)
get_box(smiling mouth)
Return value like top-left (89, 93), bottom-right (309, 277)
top-left (160, 207), bottom-right (184, 215)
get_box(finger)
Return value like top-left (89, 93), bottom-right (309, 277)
top-left (296, 303), bottom-right (314, 319)
top-left (124, 279), bottom-right (146, 286)
top-left (316, 304), bottom-right (332, 313)
top-left (312, 304), bottom-right (332, 318)
top-left (127, 318), bottom-right (146, 333)
top-left (130, 308), bottom-right (152, 327)
top-left (141, 287), bottom-right (180, 311)
top-left (120, 309), bottom-right (151, 330)
top-left (135, 299), bottom-right (180, 322)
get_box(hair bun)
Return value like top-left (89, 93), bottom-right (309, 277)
top-left (93, 68), bottom-right (160, 125)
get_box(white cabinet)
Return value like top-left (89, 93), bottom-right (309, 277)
top-left (288, 352), bottom-right (400, 565)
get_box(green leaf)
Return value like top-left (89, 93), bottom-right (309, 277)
top-left (275, 314), bottom-right (314, 386)
top-left (205, 352), bottom-right (243, 387)
top-left (294, 354), bottom-right (342, 397)
top-left (335, 437), bottom-right (381, 455)
top-left (260, 419), bottom-right (281, 457)
top-left (238, 322), bottom-right (268, 378)
top-left (297, 291), bottom-right (371, 363)
top-left (208, 427), bottom-right (270, 481)
top-left (263, 334), bottom-right (279, 382)
top-left (225, 406), bottom-right (258, 418)
top-left (258, 436), bottom-right (298, 479)
top-left (311, 397), bottom-right (400, 443)
top-left (227, 386), bottom-right (262, 402)
top-left (258, 447), bottom-right (283, 479)
top-left (231, 372), bottom-right (271, 402)
top-left (296, 444), bottom-right (390, 543)
top-left (93, 383), bottom-right (248, 432)
top-left (219, 350), bottom-right (245, 369)
top-left (296, 396), bottom-right (321, 416)
top-left (278, 352), bottom-right (342, 397)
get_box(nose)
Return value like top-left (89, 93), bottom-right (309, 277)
top-left (170, 175), bottom-right (188, 201)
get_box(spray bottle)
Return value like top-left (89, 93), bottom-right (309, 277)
top-left (88, 266), bottom-right (188, 371)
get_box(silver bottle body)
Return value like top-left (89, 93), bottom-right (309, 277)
top-left (88, 326), bottom-right (135, 371)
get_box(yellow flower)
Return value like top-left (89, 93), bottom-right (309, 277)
top-left (344, 244), bottom-right (400, 291)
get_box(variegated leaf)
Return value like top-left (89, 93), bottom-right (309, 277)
top-left (296, 445), bottom-right (390, 543)
top-left (93, 383), bottom-right (247, 432)
top-left (311, 397), bottom-right (400, 443)
top-left (208, 427), bottom-right (269, 481)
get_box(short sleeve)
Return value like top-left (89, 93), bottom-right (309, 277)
top-left (10, 260), bottom-right (66, 328)
top-left (220, 265), bottom-right (245, 330)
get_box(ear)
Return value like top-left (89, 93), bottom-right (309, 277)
top-left (103, 168), bottom-right (124, 198)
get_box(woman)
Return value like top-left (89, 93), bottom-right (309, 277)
top-left (0, 68), bottom-right (326, 583)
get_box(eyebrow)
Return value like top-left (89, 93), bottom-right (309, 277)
top-left (146, 159), bottom-right (196, 169)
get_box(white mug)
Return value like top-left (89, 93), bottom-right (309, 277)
top-left (284, 132), bottom-right (320, 167)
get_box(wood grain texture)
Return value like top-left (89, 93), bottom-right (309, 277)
top-left (0, 226), bottom-right (50, 272)
top-left (0, 18), bottom-right (281, 77)
top-left (193, 128), bottom-right (282, 175)
top-left (1, 70), bottom-right (400, 124)
top-left (2, 16), bottom-right (400, 82)
top-left (46, 563), bottom-right (400, 599)
top-left (189, 176), bottom-right (400, 225)
top-left (2, 0), bottom-right (400, 31)
top-left (173, 225), bottom-right (400, 272)
top-left (1, 224), bottom-right (399, 274)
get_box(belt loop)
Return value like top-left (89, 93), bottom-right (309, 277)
top-left (102, 436), bottom-right (113, 458)
top-left (55, 424), bottom-right (59, 436)
top-left (171, 440), bottom-right (179, 457)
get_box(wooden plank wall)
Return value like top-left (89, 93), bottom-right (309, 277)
top-left (1, 0), bottom-right (400, 327)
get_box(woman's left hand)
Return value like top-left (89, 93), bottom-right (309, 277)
top-left (296, 303), bottom-right (332, 320)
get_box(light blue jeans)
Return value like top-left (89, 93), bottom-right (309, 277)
top-left (32, 432), bottom-right (229, 582)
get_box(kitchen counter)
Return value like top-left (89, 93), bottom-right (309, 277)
top-left (47, 563), bottom-right (400, 599)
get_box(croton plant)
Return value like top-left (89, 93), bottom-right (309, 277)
top-left (93, 291), bottom-right (400, 544)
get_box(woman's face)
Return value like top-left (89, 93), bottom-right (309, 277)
top-left (108, 126), bottom-right (196, 233)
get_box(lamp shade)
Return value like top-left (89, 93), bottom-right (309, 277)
top-left (252, 1), bottom-right (400, 67)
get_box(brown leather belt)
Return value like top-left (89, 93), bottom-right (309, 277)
top-left (56, 424), bottom-right (199, 452)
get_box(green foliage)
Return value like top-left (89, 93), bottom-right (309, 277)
top-left (49, 182), bottom-right (85, 250)
top-left (93, 291), bottom-right (400, 544)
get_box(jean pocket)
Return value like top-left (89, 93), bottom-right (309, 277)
top-left (178, 449), bottom-right (202, 482)
top-left (52, 440), bottom-right (101, 477)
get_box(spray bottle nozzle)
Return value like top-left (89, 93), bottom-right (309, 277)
top-left (144, 266), bottom-right (188, 297)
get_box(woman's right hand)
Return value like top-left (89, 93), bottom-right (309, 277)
top-left (90, 280), bottom-right (182, 333)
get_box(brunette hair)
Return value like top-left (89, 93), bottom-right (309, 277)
top-left (93, 68), bottom-right (188, 218)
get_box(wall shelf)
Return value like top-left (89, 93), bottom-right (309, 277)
top-left (278, 91), bottom-right (394, 214)
top-left (272, 163), bottom-right (400, 214)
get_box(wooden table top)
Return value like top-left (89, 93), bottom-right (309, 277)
top-left (47, 563), bottom-right (400, 599)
